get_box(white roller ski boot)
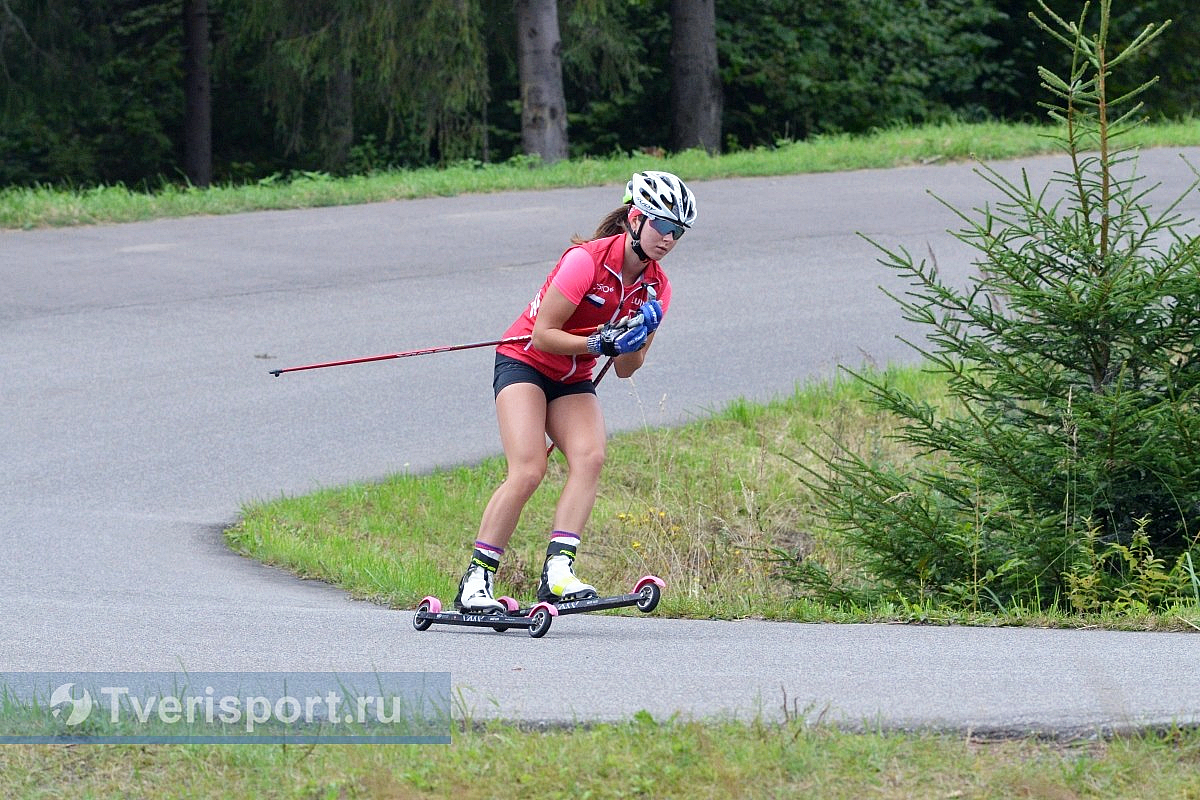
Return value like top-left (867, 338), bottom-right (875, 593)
top-left (454, 562), bottom-right (505, 614)
top-left (537, 543), bottom-right (599, 603)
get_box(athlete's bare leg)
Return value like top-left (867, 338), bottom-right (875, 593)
top-left (475, 383), bottom-right (549, 549)
top-left (545, 392), bottom-right (607, 535)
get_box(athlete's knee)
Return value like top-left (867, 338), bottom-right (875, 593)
top-left (568, 441), bottom-right (606, 479)
top-left (505, 460), bottom-right (547, 498)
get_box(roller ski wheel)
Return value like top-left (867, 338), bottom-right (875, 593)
top-left (528, 605), bottom-right (555, 638)
top-left (490, 597), bottom-right (520, 632)
top-left (411, 595), bottom-right (558, 638)
top-left (634, 576), bottom-right (663, 613)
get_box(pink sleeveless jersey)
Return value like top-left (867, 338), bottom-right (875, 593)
top-left (497, 233), bottom-right (672, 382)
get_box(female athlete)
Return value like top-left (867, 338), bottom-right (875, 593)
top-left (453, 170), bottom-right (697, 611)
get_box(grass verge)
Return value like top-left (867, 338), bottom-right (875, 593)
top-left (3, 720), bottom-right (1200, 799)
top-left (3, 118), bottom-right (1199, 229)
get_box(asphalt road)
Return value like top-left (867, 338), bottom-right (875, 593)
top-left (3, 148), bottom-right (1199, 735)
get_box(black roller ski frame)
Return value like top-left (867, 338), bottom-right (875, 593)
top-left (411, 575), bottom-right (665, 638)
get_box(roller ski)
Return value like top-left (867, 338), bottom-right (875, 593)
top-left (411, 595), bottom-right (559, 638)
top-left (411, 576), bottom-right (665, 637)
top-left (523, 544), bottom-right (664, 615)
top-left (520, 574), bottom-right (665, 618)
top-left (412, 561), bottom-right (559, 638)
top-left (411, 551), bottom-right (664, 637)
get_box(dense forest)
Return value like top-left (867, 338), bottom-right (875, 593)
top-left (0, 0), bottom-right (1196, 188)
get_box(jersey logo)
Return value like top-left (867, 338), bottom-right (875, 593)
top-left (584, 292), bottom-right (605, 307)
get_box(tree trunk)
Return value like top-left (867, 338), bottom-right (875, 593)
top-left (182, 0), bottom-right (212, 187)
top-left (670, 0), bottom-right (722, 154)
top-left (515, 0), bottom-right (567, 164)
top-left (322, 63), bottom-right (354, 173)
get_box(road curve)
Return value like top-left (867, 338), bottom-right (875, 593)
top-left (3, 148), bottom-right (1199, 734)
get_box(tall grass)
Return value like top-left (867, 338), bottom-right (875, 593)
top-left (4, 721), bottom-right (1200, 799)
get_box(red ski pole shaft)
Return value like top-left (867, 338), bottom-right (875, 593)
top-left (270, 333), bottom-right (527, 377)
top-left (269, 326), bottom-right (601, 377)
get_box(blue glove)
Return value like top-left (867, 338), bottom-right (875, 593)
top-left (587, 323), bottom-right (648, 357)
top-left (639, 299), bottom-right (663, 333)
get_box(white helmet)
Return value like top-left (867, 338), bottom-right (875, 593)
top-left (624, 170), bottom-right (697, 228)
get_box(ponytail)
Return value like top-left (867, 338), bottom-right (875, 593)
top-left (571, 203), bottom-right (633, 245)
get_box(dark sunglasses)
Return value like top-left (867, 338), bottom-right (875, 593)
top-left (645, 216), bottom-right (686, 240)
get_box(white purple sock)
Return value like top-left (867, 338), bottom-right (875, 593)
top-left (471, 540), bottom-right (504, 572)
top-left (546, 530), bottom-right (579, 559)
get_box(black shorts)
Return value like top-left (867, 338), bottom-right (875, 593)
top-left (493, 354), bottom-right (596, 403)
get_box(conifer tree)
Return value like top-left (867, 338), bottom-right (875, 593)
top-left (795, 0), bottom-right (1200, 611)
top-left (229, 0), bottom-right (487, 172)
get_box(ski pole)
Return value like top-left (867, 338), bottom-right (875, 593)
top-left (269, 300), bottom-right (653, 378)
top-left (546, 357), bottom-right (615, 458)
top-left (270, 333), bottom-right (537, 377)
top-left (269, 325), bottom-right (606, 377)
top-left (546, 289), bottom-right (654, 455)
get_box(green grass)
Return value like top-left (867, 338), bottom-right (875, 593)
top-left (3, 721), bottom-right (1200, 799)
top-left (4, 118), bottom-right (1200, 229)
